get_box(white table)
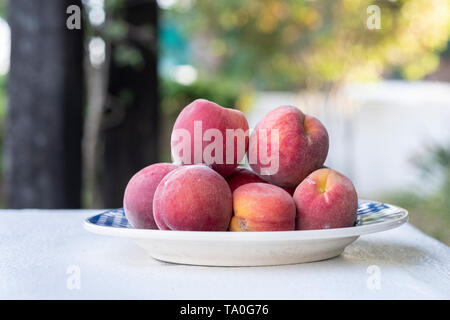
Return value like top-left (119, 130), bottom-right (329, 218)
top-left (0, 209), bottom-right (449, 300)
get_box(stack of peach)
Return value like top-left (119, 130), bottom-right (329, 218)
top-left (123, 99), bottom-right (358, 232)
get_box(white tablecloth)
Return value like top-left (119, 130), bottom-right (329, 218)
top-left (0, 209), bottom-right (449, 299)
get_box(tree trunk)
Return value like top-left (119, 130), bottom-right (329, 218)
top-left (96, 0), bottom-right (159, 208)
top-left (5, 0), bottom-right (83, 208)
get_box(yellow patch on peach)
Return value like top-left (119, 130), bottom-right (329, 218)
top-left (229, 216), bottom-right (249, 231)
top-left (315, 169), bottom-right (330, 194)
top-left (232, 193), bottom-right (259, 220)
top-left (230, 183), bottom-right (296, 232)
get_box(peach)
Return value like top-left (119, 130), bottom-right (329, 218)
top-left (230, 183), bottom-right (296, 231)
top-left (226, 167), bottom-right (267, 193)
top-left (226, 166), bottom-right (295, 195)
top-left (153, 165), bottom-right (233, 231)
top-left (249, 105), bottom-right (329, 188)
top-left (293, 168), bottom-right (358, 230)
top-left (123, 163), bottom-right (178, 229)
top-left (171, 99), bottom-right (249, 177)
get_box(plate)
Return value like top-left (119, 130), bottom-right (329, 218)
top-left (84, 200), bottom-right (408, 266)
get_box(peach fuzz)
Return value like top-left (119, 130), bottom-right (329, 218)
top-left (225, 167), bottom-right (267, 193)
top-left (249, 105), bottom-right (329, 188)
top-left (170, 99), bottom-right (249, 177)
top-left (230, 183), bottom-right (296, 231)
top-left (123, 163), bottom-right (178, 229)
top-left (293, 168), bottom-right (358, 230)
top-left (153, 165), bottom-right (233, 231)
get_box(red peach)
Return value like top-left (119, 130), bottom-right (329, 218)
top-left (293, 168), bottom-right (358, 230)
top-left (171, 99), bottom-right (249, 177)
top-left (123, 163), bottom-right (178, 229)
top-left (225, 167), bottom-right (267, 193)
top-left (226, 167), bottom-right (296, 195)
top-left (230, 183), bottom-right (296, 231)
top-left (249, 105), bottom-right (329, 188)
top-left (153, 165), bottom-right (233, 231)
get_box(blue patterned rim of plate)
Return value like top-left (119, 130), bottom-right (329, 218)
top-left (87, 200), bottom-right (404, 229)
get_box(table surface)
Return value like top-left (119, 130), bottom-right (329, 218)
top-left (0, 209), bottom-right (449, 300)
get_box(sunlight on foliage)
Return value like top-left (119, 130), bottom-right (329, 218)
top-left (167, 0), bottom-right (450, 89)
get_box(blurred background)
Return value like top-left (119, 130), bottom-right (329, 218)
top-left (0, 0), bottom-right (449, 244)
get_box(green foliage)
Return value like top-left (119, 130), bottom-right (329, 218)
top-left (0, 0), bottom-right (5, 18)
top-left (414, 143), bottom-right (450, 210)
top-left (96, 1), bottom-right (157, 69)
top-left (166, 0), bottom-right (450, 90)
top-left (104, 0), bottom-right (125, 11)
top-left (103, 20), bottom-right (128, 41)
top-left (385, 143), bottom-right (450, 245)
top-left (160, 77), bottom-right (242, 118)
top-left (0, 75), bottom-right (5, 177)
top-left (0, 75), bottom-right (5, 118)
top-left (113, 44), bottom-right (144, 68)
top-left (386, 190), bottom-right (450, 245)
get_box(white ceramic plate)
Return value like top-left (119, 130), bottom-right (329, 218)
top-left (84, 200), bottom-right (408, 266)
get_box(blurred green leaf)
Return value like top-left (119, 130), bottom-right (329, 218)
top-left (113, 43), bottom-right (144, 68)
top-left (0, 0), bottom-right (5, 18)
top-left (104, 20), bottom-right (128, 41)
